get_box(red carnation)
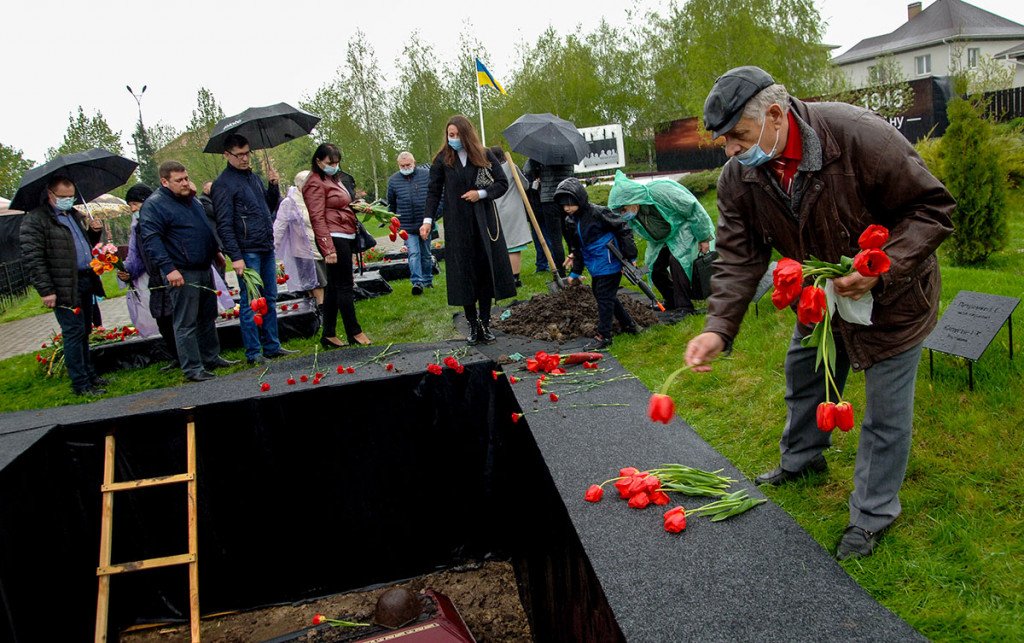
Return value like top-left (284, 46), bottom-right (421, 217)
top-left (312, 614), bottom-right (326, 625)
top-left (300, 375), bottom-right (309, 383)
top-left (292, 303), bottom-right (299, 310)
top-left (549, 393), bottom-right (559, 402)
top-left (509, 376), bottom-right (518, 384)
top-left (287, 377), bottom-right (296, 385)
top-left (511, 412), bottom-right (523, 423)
top-left (346, 367), bottom-right (355, 374)
top-left (337, 365), bottom-right (345, 374)
top-left (492, 370), bottom-right (501, 380)
top-left (260, 382), bottom-right (270, 392)
top-left (427, 363), bottom-right (443, 375)
top-left (385, 363), bottom-right (394, 371)
top-left (73, 306), bottom-right (81, 315)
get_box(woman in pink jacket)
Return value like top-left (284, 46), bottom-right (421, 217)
top-left (302, 143), bottom-right (371, 347)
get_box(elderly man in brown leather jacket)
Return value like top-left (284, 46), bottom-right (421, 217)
top-left (685, 66), bottom-right (955, 560)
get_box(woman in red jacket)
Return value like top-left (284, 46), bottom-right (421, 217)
top-left (302, 143), bottom-right (372, 347)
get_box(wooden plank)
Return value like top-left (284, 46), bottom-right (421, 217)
top-left (95, 433), bottom-right (117, 642)
top-left (187, 418), bottom-right (201, 642)
top-left (97, 552), bottom-right (196, 576)
top-left (101, 472), bottom-right (193, 492)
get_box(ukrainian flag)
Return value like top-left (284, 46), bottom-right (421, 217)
top-left (476, 58), bottom-right (506, 95)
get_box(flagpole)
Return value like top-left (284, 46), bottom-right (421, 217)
top-left (475, 55), bottom-right (486, 146)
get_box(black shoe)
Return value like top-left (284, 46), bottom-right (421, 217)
top-left (587, 335), bottom-right (613, 350)
top-left (412, 285), bottom-right (424, 295)
top-left (91, 376), bottom-right (110, 387)
top-left (836, 525), bottom-right (887, 561)
top-left (466, 321), bottom-right (481, 346)
top-left (205, 357), bottom-right (239, 369)
top-left (247, 355), bottom-right (268, 365)
top-left (320, 336), bottom-right (344, 350)
top-left (265, 348), bottom-right (299, 358)
top-left (754, 453), bottom-right (828, 486)
top-left (479, 320), bottom-right (496, 344)
top-left (187, 371), bottom-right (216, 382)
top-left (74, 385), bottom-right (106, 396)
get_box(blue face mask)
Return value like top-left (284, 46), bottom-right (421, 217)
top-left (620, 209), bottom-right (638, 222)
top-left (399, 167), bottom-right (415, 176)
top-left (448, 137), bottom-right (463, 151)
top-left (322, 164), bottom-right (339, 176)
top-left (54, 196), bottom-right (76, 211)
top-left (735, 116), bottom-right (780, 168)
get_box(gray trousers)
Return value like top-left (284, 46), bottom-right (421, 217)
top-left (169, 268), bottom-right (221, 379)
top-left (780, 327), bottom-right (923, 533)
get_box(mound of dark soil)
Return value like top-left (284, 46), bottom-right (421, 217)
top-left (495, 284), bottom-right (660, 342)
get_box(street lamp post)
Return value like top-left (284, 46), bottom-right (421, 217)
top-left (126, 84), bottom-right (147, 164)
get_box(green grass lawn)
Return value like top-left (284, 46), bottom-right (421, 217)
top-left (0, 189), bottom-right (1021, 641)
top-left (0, 270), bottom-right (127, 324)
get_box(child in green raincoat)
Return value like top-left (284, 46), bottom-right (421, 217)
top-left (607, 170), bottom-right (715, 313)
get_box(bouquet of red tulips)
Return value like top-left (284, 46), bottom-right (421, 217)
top-left (771, 225), bottom-right (892, 433)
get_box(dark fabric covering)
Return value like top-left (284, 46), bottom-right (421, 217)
top-left (0, 213), bottom-right (26, 264)
top-left (19, 205), bottom-right (102, 306)
top-left (423, 149), bottom-right (514, 306)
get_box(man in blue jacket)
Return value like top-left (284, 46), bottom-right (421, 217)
top-left (212, 134), bottom-right (296, 364)
top-left (386, 151), bottom-right (436, 295)
top-left (141, 161), bottom-right (232, 382)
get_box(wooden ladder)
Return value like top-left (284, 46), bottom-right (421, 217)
top-left (94, 414), bottom-right (200, 642)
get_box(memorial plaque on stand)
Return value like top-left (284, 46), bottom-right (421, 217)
top-left (922, 290), bottom-right (1018, 390)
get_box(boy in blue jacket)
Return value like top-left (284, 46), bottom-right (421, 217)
top-left (553, 178), bottom-right (639, 349)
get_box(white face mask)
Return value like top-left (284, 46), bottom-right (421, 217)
top-left (399, 167), bottom-right (415, 176)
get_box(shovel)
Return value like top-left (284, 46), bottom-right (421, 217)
top-left (505, 151), bottom-right (566, 292)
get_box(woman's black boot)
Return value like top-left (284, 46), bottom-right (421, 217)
top-left (479, 319), bottom-right (496, 344)
top-left (467, 320), bottom-right (481, 345)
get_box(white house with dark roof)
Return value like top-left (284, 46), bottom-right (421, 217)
top-left (833, 0), bottom-right (1024, 88)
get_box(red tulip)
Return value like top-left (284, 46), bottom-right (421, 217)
top-left (816, 401), bottom-right (837, 432)
top-left (614, 478), bottom-right (633, 499)
top-left (287, 377), bottom-right (296, 385)
top-left (253, 314), bottom-right (263, 327)
top-left (399, 229), bottom-right (409, 240)
top-left (389, 232), bottom-right (397, 242)
top-left (647, 393), bottom-right (675, 423)
top-left (313, 614), bottom-right (326, 625)
top-left (771, 282), bottom-right (802, 309)
top-left (858, 224), bottom-right (889, 250)
top-left (853, 248), bottom-right (891, 277)
top-left (626, 474), bottom-right (649, 497)
top-left (549, 393), bottom-right (559, 402)
top-left (584, 484), bottom-right (604, 502)
top-left (642, 475), bottom-right (661, 494)
top-left (73, 306), bottom-right (81, 315)
top-left (260, 382), bottom-right (270, 392)
top-left (651, 491), bottom-right (671, 506)
top-left (619, 467), bottom-right (639, 477)
top-left (773, 257), bottom-right (803, 288)
top-left (835, 401), bottom-right (855, 432)
top-left (628, 492), bottom-right (651, 509)
top-left (663, 506), bottom-right (687, 533)
top-left (511, 412), bottom-right (523, 423)
top-left (796, 286), bottom-right (827, 325)
top-left (390, 216), bottom-right (400, 228)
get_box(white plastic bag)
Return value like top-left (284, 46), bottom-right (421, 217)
top-left (825, 279), bottom-right (873, 326)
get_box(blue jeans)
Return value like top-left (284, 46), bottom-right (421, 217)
top-left (238, 251), bottom-right (281, 360)
top-left (780, 328), bottom-right (923, 532)
top-left (406, 235), bottom-right (434, 287)
top-left (54, 271), bottom-right (98, 392)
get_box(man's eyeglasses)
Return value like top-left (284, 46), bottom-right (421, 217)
top-left (226, 149), bottom-right (252, 159)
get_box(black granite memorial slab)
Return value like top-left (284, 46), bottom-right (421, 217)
top-left (923, 290), bottom-right (1018, 361)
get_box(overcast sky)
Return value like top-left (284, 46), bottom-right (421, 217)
top-left (3, 0), bottom-right (1022, 167)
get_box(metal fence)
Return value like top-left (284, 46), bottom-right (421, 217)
top-left (984, 86), bottom-right (1024, 121)
top-left (0, 262), bottom-right (29, 314)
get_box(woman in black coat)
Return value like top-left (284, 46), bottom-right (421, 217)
top-left (422, 115), bottom-right (515, 344)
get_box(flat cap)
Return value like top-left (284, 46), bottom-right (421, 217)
top-left (703, 66), bottom-right (775, 139)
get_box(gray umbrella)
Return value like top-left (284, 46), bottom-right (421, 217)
top-left (9, 148), bottom-right (138, 212)
top-left (502, 113), bottom-right (589, 166)
top-left (204, 103), bottom-right (321, 153)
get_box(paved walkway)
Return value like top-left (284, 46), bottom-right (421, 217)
top-left (0, 296), bottom-right (134, 361)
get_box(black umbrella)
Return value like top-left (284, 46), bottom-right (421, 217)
top-left (502, 113), bottom-right (589, 166)
top-left (204, 103), bottom-right (321, 153)
top-left (9, 148), bottom-right (138, 212)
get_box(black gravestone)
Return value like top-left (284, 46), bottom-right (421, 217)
top-left (923, 291), bottom-right (1018, 361)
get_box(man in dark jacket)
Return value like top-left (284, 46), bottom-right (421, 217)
top-left (20, 176), bottom-right (107, 395)
top-left (524, 158), bottom-right (573, 274)
top-left (386, 151), bottom-right (436, 294)
top-left (685, 66), bottom-right (955, 560)
top-left (212, 134), bottom-right (295, 364)
top-left (554, 178), bottom-right (639, 349)
top-left (141, 161), bottom-right (232, 382)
